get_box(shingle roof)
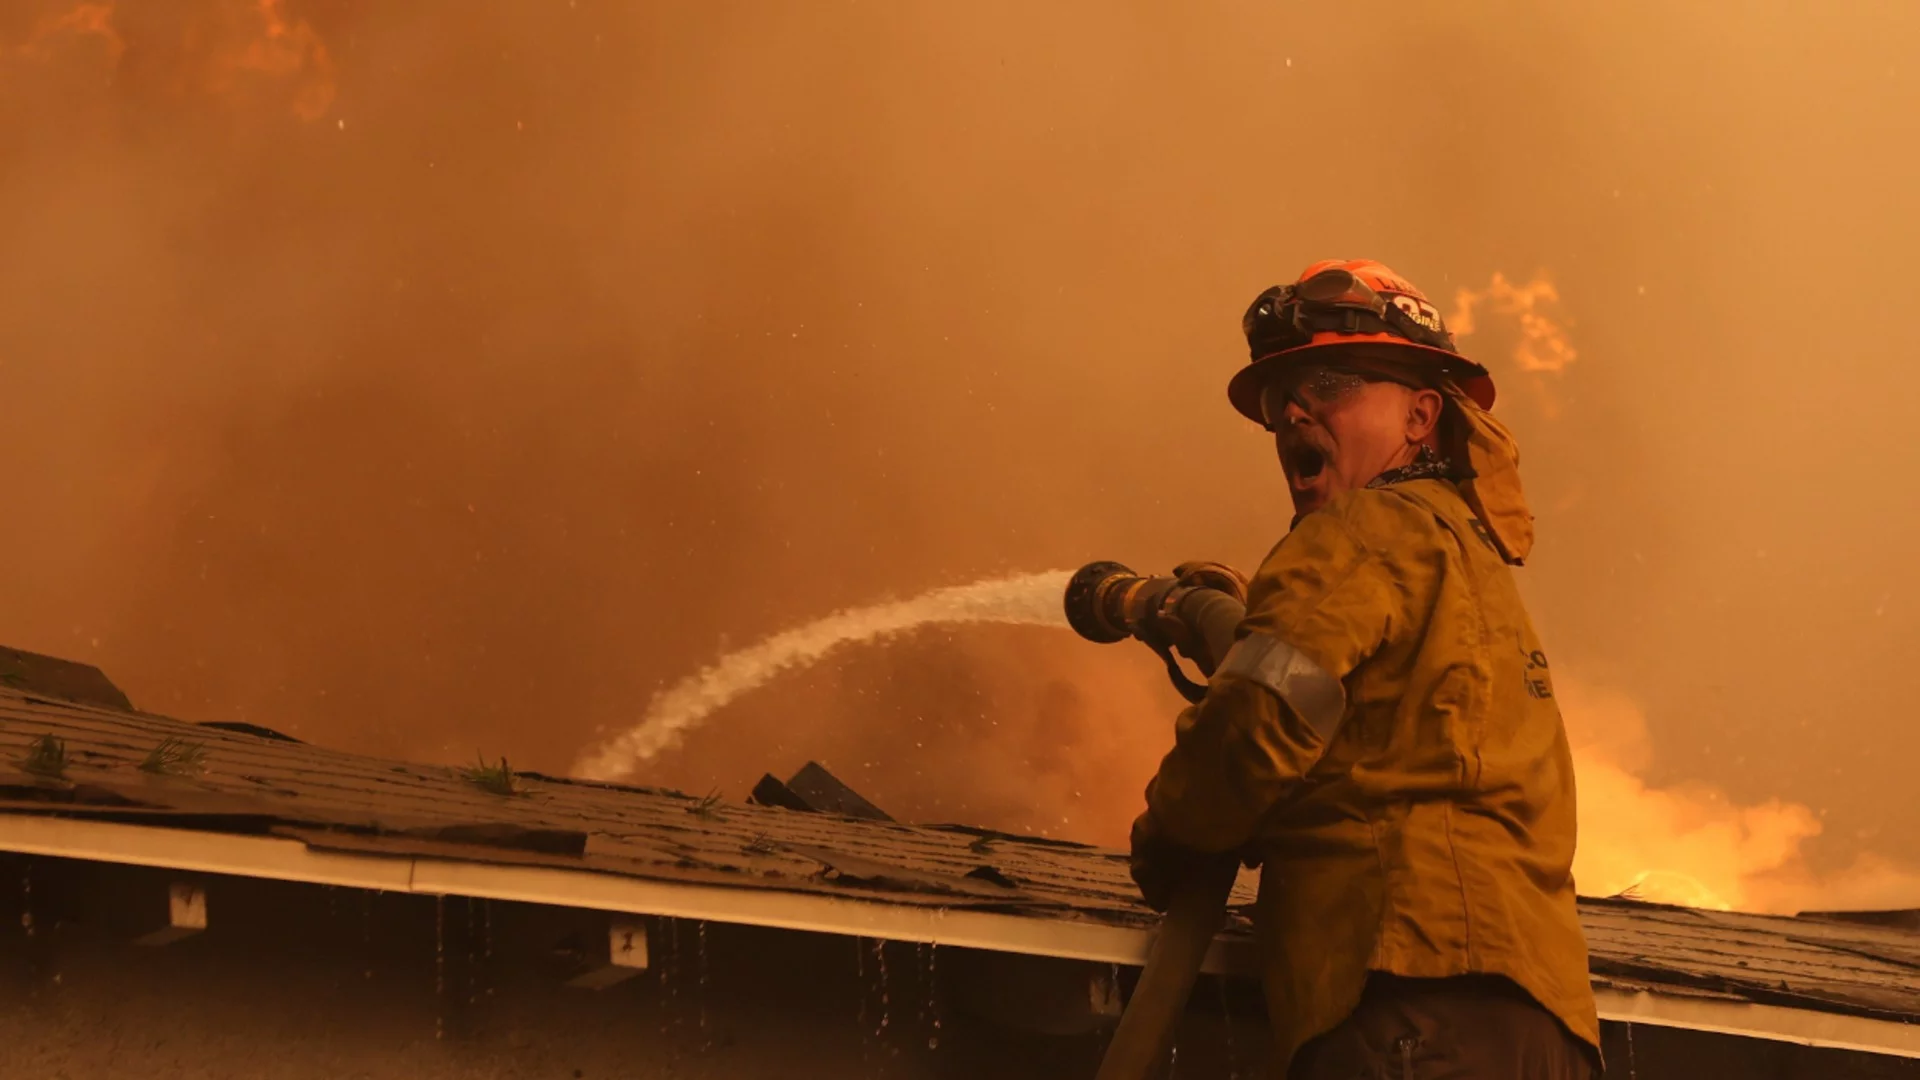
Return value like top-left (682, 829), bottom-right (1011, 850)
top-left (0, 682), bottom-right (1202, 926)
top-left (0, 679), bottom-right (1916, 1036)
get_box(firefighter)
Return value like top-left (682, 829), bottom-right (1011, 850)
top-left (1129, 260), bottom-right (1601, 1078)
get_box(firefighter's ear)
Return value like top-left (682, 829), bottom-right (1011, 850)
top-left (1406, 388), bottom-right (1443, 444)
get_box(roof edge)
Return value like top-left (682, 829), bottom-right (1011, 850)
top-left (0, 812), bottom-right (1249, 973)
top-left (1593, 985), bottom-right (1920, 1059)
top-left (1, 814), bottom-right (1917, 1058)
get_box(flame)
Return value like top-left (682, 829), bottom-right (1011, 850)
top-left (14, 2), bottom-right (124, 64)
top-left (1448, 272), bottom-right (1577, 373)
top-left (9, 0), bottom-right (334, 121)
top-left (234, 0), bottom-right (335, 121)
top-left (1563, 678), bottom-right (1920, 913)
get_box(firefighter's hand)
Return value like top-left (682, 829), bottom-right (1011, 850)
top-left (1145, 583), bottom-right (1245, 678)
top-left (1129, 812), bottom-right (1239, 913)
top-left (1147, 601), bottom-right (1209, 669)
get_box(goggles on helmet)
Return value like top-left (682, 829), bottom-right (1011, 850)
top-left (1241, 267), bottom-right (1458, 362)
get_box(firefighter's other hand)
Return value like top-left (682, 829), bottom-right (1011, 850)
top-left (1129, 812), bottom-right (1237, 913)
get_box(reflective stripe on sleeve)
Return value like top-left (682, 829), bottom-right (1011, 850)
top-left (1214, 632), bottom-right (1348, 742)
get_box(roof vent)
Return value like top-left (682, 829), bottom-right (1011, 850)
top-left (749, 761), bottom-right (893, 822)
top-left (0, 645), bottom-right (132, 711)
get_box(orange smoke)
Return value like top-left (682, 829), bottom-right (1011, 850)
top-left (7, 0), bottom-right (1920, 924)
top-left (14, 3), bottom-right (123, 64)
top-left (1449, 272), bottom-right (1577, 373)
top-left (230, 0), bottom-right (335, 121)
top-left (9, 0), bottom-right (333, 120)
top-left (1563, 678), bottom-right (1920, 913)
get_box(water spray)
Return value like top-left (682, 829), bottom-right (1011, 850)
top-left (571, 570), bottom-right (1076, 781)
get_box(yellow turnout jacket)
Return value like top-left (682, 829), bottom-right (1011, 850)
top-left (1143, 477), bottom-right (1599, 1074)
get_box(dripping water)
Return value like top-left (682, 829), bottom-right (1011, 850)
top-left (872, 937), bottom-right (892, 1039)
top-left (855, 935), bottom-right (871, 1034)
top-left (1216, 977), bottom-right (1240, 1079)
top-left (696, 919), bottom-right (711, 1047)
top-left (464, 897), bottom-right (480, 1015)
top-left (914, 942), bottom-right (927, 1034)
top-left (18, 859), bottom-right (42, 996)
top-left (19, 860), bottom-right (32, 940)
top-left (657, 917), bottom-right (682, 1040)
top-left (670, 919), bottom-right (683, 1034)
top-left (1625, 1021), bottom-right (1638, 1080)
top-left (922, 942), bottom-right (941, 1051)
top-left (854, 936), bottom-right (874, 1070)
top-left (434, 895), bottom-right (446, 1041)
top-left (479, 898), bottom-right (493, 1005)
top-left (360, 891), bottom-right (374, 981)
top-left (656, 917), bottom-right (671, 1035)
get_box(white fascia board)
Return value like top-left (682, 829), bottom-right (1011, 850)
top-left (0, 813), bottom-right (1240, 970)
top-left (1, 814), bottom-right (1916, 1059)
top-left (1591, 986), bottom-right (1920, 1059)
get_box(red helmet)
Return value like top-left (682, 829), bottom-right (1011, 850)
top-left (1227, 259), bottom-right (1495, 423)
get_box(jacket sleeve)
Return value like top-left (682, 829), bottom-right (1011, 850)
top-left (1142, 492), bottom-right (1425, 852)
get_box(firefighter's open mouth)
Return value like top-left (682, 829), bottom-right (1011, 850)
top-left (1287, 445), bottom-right (1327, 482)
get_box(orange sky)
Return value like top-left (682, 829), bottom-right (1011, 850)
top-left (3, 1), bottom-right (1919, 911)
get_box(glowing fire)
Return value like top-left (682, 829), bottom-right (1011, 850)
top-left (1448, 272), bottom-right (1577, 373)
top-left (1446, 283), bottom-right (1920, 914)
top-left (10, 0), bottom-right (335, 121)
top-left (233, 0), bottom-right (336, 121)
top-left (1563, 678), bottom-right (1920, 913)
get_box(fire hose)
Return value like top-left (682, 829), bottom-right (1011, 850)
top-left (1063, 560), bottom-right (1249, 1080)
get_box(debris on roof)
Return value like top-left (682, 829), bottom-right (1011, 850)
top-left (1802, 909), bottom-right (1920, 934)
top-left (750, 760), bottom-right (894, 821)
top-left (0, 645), bottom-right (130, 711)
top-left (197, 721), bottom-right (304, 743)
